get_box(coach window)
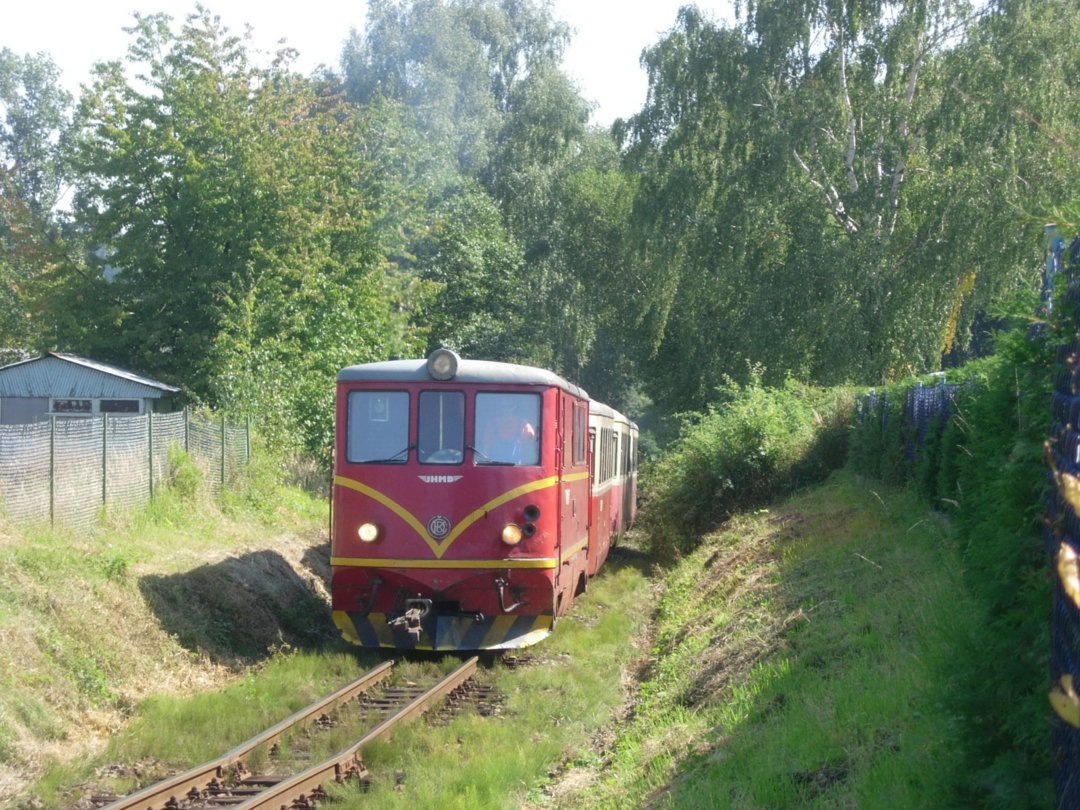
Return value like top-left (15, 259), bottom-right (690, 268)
top-left (474, 392), bottom-right (540, 465)
top-left (346, 391), bottom-right (410, 463)
top-left (418, 391), bottom-right (464, 464)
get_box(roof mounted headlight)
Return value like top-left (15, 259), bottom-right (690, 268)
top-left (427, 348), bottom-right (460, 381)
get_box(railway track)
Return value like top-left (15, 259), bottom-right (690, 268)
top-left (99, 656), bottom-right (478, 809)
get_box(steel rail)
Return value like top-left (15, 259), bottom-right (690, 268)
top-left (102, 660), bottom-right (395, 810)
top-left (234, 656), bottom-right (479, 809)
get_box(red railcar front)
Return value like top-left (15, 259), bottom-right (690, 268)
top-left (330, 350), bottom-right (592, 651)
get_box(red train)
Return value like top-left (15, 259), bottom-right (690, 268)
top-left (330, 349), bottom-right (638, 651)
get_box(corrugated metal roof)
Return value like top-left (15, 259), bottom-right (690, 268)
top-left (0, 353), bottom-right (180, 399)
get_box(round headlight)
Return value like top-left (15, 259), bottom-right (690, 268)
top-left (358, 523), bottom-right (380, 543)
top-left (427, 348), bottom-right (460, 381)
top-left (501, 523), bottom-right (523, 546)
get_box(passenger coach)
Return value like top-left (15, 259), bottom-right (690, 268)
top-left (330, 349), bottom-right (636, 651)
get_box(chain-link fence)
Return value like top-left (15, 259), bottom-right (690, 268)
top-left (0, 410), bottom-right (250, 528)
top-left (1047, 230), bottom-right (1080, 804)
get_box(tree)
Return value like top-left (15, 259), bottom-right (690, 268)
top-left (0, 49), bottom-right (73, 363)
top-left (340, 0), bottom-right (618, 382)
top-left (414, 182), bottom-right (528, 359)
top-left (0, 48), bottom-right (72, 216)
top-left (342, 0), bottom-right (572, 184)
top-left (621, 0), bottom-right (1080, 412)
top-left (69, 8), bottom-right (418, 451)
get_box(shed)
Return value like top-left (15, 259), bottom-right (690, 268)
top-left (0, 353), bottom-right (181, 425)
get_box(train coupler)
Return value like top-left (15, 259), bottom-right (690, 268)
top-left (388, 599), bottom-right (431, 641)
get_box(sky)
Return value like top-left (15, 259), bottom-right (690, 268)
top-left (2, 0), bottom-right (736, 127)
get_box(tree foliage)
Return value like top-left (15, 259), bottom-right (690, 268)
top-left (0, 0), bottom-right (1076, 454)
top-left (621, 0), bottom-right (1080, 412)
top-left (340, 0), bottom-right (629, 397)
top-left (67, 9), bottom-right (419, 451)
top-left (0, 49), bottom-right (73, 364)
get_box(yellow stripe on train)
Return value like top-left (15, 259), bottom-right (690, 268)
top-left (331, 556), bottom-right (557, 569)
top-left (334, 474), bottom-right (564, 559)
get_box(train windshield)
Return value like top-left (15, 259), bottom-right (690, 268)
top-left (474, 393), bottom-right (540, 465)
top-left (346, 391), bottom-right (410, 463)
top-left (418, 391), bottom-right (465, 464)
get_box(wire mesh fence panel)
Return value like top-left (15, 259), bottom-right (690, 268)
top-left (188, 417), bottom-right (224, 494)
top-left (0, 409), bottom-right (249, 527)
top-left (105, 414), bottom-right (151, 512)
top-left (54, 418), bottom-right (105, 529)
top-left (151, 411), bottom-right (186, 489)
top-left (225, 422), bottom-right (249, 483)
top-left (0, 422), bottom-right (51, 522)
top-left (1050, 234), bottom-right (1080, 807)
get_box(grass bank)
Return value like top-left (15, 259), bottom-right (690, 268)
top-left (543, 470), bottom-right (991, 808)
top-left (0, 451), bottom-right (333, 806)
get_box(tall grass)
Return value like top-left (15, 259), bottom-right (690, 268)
top-left (24, 552), bottom-right (652, 809)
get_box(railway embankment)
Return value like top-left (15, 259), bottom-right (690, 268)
top-left (538, 470), bottom-right (983, 807)
top-left (7, 462), bottom-right (1018, 809)
top-left (0, 457), bottom-right (338, 806)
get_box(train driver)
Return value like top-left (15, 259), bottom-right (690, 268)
top-left (487, 412), bottom-right (538, 464)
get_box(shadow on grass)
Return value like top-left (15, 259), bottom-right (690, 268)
top-left (607, 542), bottom-right (659, 579)
top-left (138, 549), bottom-right (344, 668)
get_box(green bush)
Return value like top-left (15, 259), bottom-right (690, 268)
top-left (166, 445), bottom-right (203, 500)
top-left (641, 377), bottom-right (853, 558)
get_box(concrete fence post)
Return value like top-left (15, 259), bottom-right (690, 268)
top-left (148, 411), bottom-right (155, 499)
top-left (48, 415), bottom-right (55, 526)
top-left (102, 413), bottom-right (108, 508)
top-left (221, 414), bottom-right (227, 486)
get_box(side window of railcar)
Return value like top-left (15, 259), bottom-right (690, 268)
top-left (346, 391), bottom-right (410, 463)
top-left (474, 393), bottom-right (540, 465)
top-left (589, 429), bottom-right (597, 478)
top-left (573, 404), bottom-right (587, 466)
top-left (418, 391), bottom-right (464, 464)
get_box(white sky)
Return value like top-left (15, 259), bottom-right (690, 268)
top-left (2, 1), bottom-right (736, 126)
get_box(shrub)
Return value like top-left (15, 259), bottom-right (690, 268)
top-left (166, 445), bottom-right (203, 500)
top-left (641, 377), bottom-right (853, 558)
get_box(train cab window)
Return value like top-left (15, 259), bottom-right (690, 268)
top-left (418, 391), bottom-right (464, 464)
top-left (474, 392), bottom-right (540, 465)
top-left (346, 391), bottom-right (410, 463)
